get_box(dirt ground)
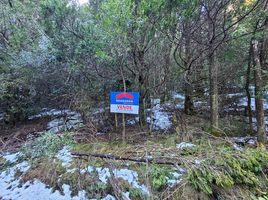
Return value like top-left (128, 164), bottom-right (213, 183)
top-left (0, 118), bottom-right (49, 152)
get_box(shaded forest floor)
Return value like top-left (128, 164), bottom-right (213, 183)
top-left (1, 108), bottom-right (268, 199)
top-left (1, 92), bottom-right (268, 200)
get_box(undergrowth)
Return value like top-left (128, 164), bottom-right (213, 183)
top-left (21, 131), bottom-right (75, 159)
top-left (187, 145), bottom-right (268, 199)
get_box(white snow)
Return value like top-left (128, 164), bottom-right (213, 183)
top-left (193, 100), bottom-right (207, 107)
top-left (29, 108), bottom-right (84, 133)
top-left (176, 142), bottom-right (196, 150)
top-left (0, 112), bottom-right (4, 121)
top-left (147, 104), bottom-right (172, 130)
top-left (96, 167), bottom-right (111, 183)
top-left (126, 117), bottom-right (139, 125)
top-left (233, 144), bottom-right (243, 151)
top-left (121, 192), bottom-right (131, 200)
top-left (0, 152), bottom-right (90, 200)
top-left (175, 103), bottom-right (184, 109)
top-left (80, 166), bottom-right (94, 174)
top-left (226, 93), bottom-right (244, 98)
top-left (56, 147), bottom-right (73, 167)
top-left (113, 168), bottom-right (149, 194)
top-left (251, 117), bottom-right (268, 132)
top-left (151, 98), bottom-right (161, 106)
top-left (28, 108), bottom-right (71, 120)
top-left (194, 159), bottom-right (202, 165)
top-left (78, 0), bottom-right (88, 5)
top-left (1, 178), bottom-right (87, 200)
top-left (238, 97), bottom-right (268, 111)
top-left (94, 167), bottom-right (150, 195)
top-left (166, 172), bottom-right (182, 187)
top-left (231, 136), bottom-right (258, 148)
top-left (101, 194), bottom-right (117, 200)
top-left (2, 152), bottom-right (21, 163)
top-left (93, 107), bottom-right (108, 115)
top-left (171, 92), bottom-right (185, 100)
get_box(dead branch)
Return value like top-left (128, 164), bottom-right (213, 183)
top-left (71, 152), bottom-right (179, 165)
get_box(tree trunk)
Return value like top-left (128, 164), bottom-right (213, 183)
top-left (245, 42), bottom-right (253, 134)
top-left (209, 51), bottom-right (219, 132)
top-left (184, 82), bottom-right (194, 115)
top-left (252, 39), bottom-right (266, 143)
top-left (184, 21), bottom-right (194, 115)
top-left (120, 65), bottom-right (127, 143)
top-left (138, 75), bottom-right (147, 127)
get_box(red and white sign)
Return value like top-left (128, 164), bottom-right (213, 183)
top-left (110, 92), bottom-right (139, 114)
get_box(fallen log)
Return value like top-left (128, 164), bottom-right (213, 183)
top-left (71, 152), bottom-right (178, 165)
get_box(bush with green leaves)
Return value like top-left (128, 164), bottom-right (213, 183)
top-left (150, 165), bottom-right (172, 191)
top-left (187, 146), bottom-right (268, 196)
top-left (21, 132), bottom-right (75, 159)
top-left (129, 187), bottom-right (146, 199)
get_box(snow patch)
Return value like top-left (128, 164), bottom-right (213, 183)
top-left (151, 98), bottom-right (161, 106)
top-left (171, 92), bottom-right (185, 100)
top-left (0, 155), bottom-right (87, 200)
top-left (166, 172), bottom-right (182, 187)
top-left (252, 117), bottom-right (268, 132)
top-left (2, 152), bottom-right (21, 163)
top-left (238, 97), bottom-right (268, 111)
top-left (0, 112), bottom-right (4, 121)
top-left (113, 168), bottom-right (149, 194)
top-left (147, 104), bottom-right (172, 130)
top-left (94, 167), bottom-right (150, 195)
top-left (176, 142), bottom-right (196, 150)
top-left (121, 192), bottom-right (131, 200)
top-left (56, 147), bottom-right (73, 167)
top-left (126, 117), bottom-right (139, 125)
top-left (226, 93), bottom-right (244, 98)
top-left (101, 194), bottom-right (117, 200)
top-left (29, 108), bottom-right (84, 133)
top-left (233, 144), bottom-right (243, 151)
top-left (80, 166), bottom-right (94, 174)
top-left (96, 167), bottom-right (111, 183)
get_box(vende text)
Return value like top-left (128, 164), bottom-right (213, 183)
top-left (117, 105), bottom-right (132, 110)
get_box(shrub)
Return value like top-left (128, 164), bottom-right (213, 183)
top-left (187, 146), bottom-right (268, 196)
top-left (21, 132), bottom-right (75, 159)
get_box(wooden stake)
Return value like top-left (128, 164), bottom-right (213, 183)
top-left (115, 113), bottom-right (118, 130)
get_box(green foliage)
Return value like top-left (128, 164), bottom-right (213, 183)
top-left (21, 132), bottom-right (75, 159)
top-left (129, 187), bottom-right (146, 199)
top-left (187, 147), bottom-right (268, 195)
top-left (85, 181), bottom-right (112, 199)
top-left (0, 76), bottom-right (32, 124)
top-left (150, 165), bottom-right (171, 190)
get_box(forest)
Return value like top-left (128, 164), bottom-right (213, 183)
top-left (0, 0), bottom-right (268, 199)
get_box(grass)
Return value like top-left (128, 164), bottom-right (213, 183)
top-left (1, 113), bottom-right (263, 200)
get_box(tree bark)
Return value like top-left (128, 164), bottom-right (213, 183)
top-left (120, 65), bottom-right (127, 143)
top-left (245, 42), bottom-right (253, 134)
top-left (184, 21), bottom-right (194, 115)
top-left (252, 39), bottom-right (266, 143)
top-left (184, 82), bottom-right (194, 115)
top-left (209, 51), bottom-right (219, 132)
top-left (71, 152), bottom-right (178, 166)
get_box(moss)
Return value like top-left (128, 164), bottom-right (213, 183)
top-left (210, 129), bottom-right (223, 137)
